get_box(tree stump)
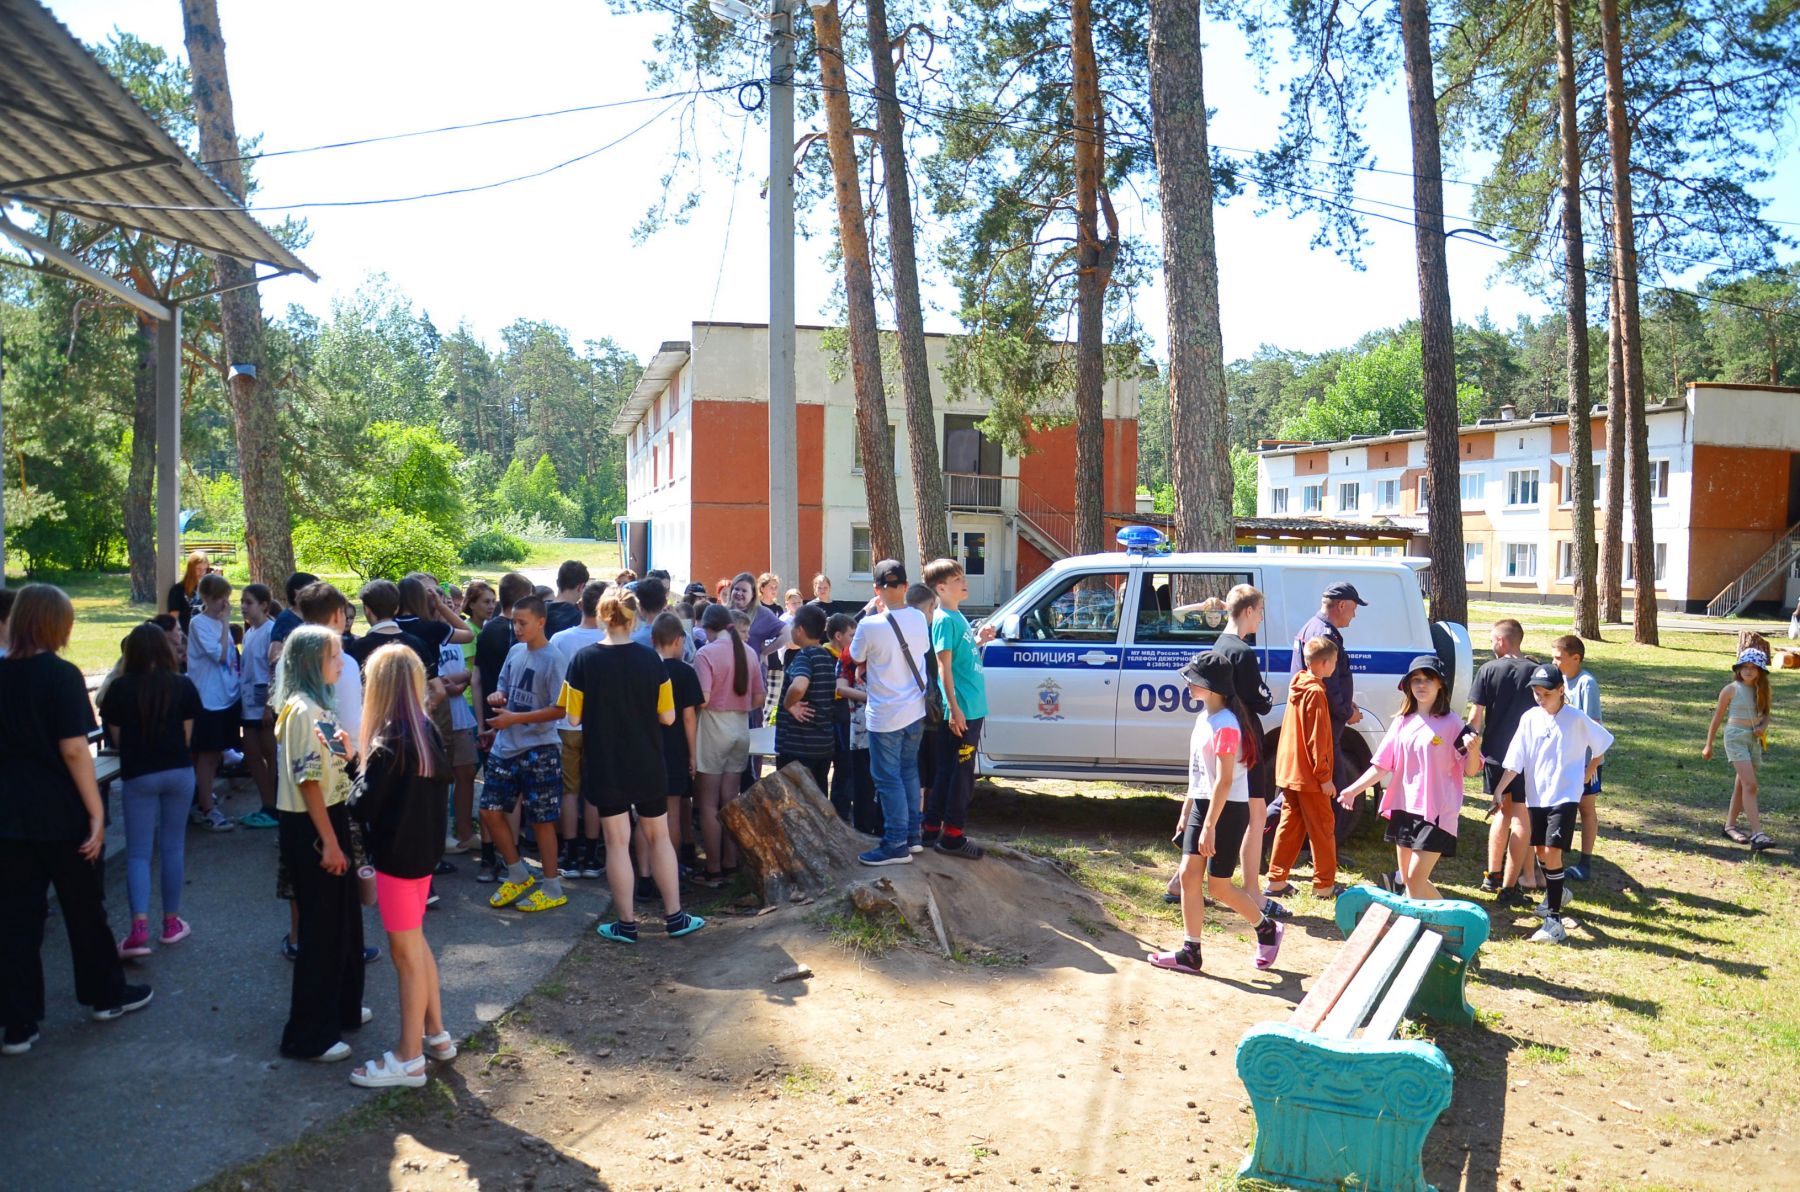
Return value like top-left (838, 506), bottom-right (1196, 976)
top-left (721, 762), bottom-right (867, 905)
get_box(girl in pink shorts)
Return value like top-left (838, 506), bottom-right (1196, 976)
top-left (344, 647), bottom-right (454, 1089)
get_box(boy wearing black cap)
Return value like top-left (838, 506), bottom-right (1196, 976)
top-left (1148, 653), bottom-right (1285, 975)
top-left (1494, 664), bottom-right (1615, 943)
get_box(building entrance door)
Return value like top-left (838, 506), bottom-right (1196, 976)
top-left (950, 518), bottom-right (1000, 608)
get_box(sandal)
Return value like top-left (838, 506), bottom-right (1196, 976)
top-left (1749, 832), bottom-right (1775, 852)
top-left (423, 1031), bottom-right (458, 1062)
top-left (349, 1050), bottom-right (427, 1089)
top-left (1724, 824), bottom-right (1751, 844)
top-left (1264, 882), bottom-right (1297, 898)
top-left (1147, 942), bottom-right (1203, 975)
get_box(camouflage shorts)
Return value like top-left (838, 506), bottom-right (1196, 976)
top-left (479, 745), bottom-right (563, 824)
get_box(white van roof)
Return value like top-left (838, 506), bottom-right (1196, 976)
top-left (1046, 551), bottom-right (1432, 573)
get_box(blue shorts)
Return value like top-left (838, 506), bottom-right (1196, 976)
top-left (480, 746), bottom-right (562, 824)
top-left (1583, 764), bottom-right (1602, 797)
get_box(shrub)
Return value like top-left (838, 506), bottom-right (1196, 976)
top-left (459, 528), bottom-right (527, 564)
top-left (293, 508), bottom-right (462, 581)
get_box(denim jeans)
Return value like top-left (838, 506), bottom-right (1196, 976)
top-left (122, 766), bottom-right (195, 918)
top-left (868, 717), bottom-right (924, 851)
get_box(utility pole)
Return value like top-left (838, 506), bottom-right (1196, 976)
top-left (766, 0), bottom-right (799, 586)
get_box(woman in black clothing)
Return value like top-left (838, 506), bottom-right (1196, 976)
top-left (343, 647), bottom-right (451, 1088)
top-left (164, 550), bottom-right (210, 635)
top-left (0, 585), bottom-right (150, 1056)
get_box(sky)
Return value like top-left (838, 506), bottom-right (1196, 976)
top-left (31, 0), bottom-right (1800, 369)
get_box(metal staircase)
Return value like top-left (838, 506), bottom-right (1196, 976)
top-left (1013, 478), bottom-right (1075, 559)
top-left (1707, 520), bottom-right (1800, 618)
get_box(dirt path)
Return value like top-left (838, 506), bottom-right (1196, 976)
top-left (213, 838), bottom-right (1791, 1192)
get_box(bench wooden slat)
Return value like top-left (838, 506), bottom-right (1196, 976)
top-left (1290, 902), bottom-right (1393, 1033)
top-left (1362, 930), bottom-right (1444, 1042)
top-left (1317, 914), bottom-right (1422, 1040)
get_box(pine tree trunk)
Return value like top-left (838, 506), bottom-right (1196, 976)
top-left (1070, 0), bottom-right (1118, 557)
top-left (1599, 0), bottom-right (1657, 645)
top-left (125, 316), bottom-right (159, 604)
top-left (1600, 284), bottom-right (1626, 622)
top-left (1399, 0), bottom-right (1468, 627)
top-left (1556, 0), bottom-right (1600, 640)
top-left (1147, 0), bottom-right (1231, 553)
top-left (181, 0), bottom-right (295, 589)
top-left (866, 0), bottom-right (949, 565)
top-left (813, 0), bottom-right (905, 564)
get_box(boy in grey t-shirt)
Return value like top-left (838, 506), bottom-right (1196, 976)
top-left (479, 596), bottom-right (571, 913)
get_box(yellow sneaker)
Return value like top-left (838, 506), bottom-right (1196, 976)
top-left (513, 887), bottom-right (567, 913)
top-left (488, 873), bottom-right (536, 908)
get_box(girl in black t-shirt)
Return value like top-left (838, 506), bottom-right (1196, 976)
top-left (100, 623), bottom-right (203, 956)
top-left (1, 585), bottom-right (146, 1054)
top-left (561, 593), bottom-right (705, 945)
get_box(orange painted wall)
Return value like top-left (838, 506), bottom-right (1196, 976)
top-left (686, 401), bottom-right (825, 584)
top-left (1685, 445), bottom-right (1794, 602)
top-left (1017, 419), bottom-right (1140, 512)
top-left (1457, 433), bottom-right (1495, 461)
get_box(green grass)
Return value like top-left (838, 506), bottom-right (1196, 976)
top-left (813, 903), bottom-right (910, 957)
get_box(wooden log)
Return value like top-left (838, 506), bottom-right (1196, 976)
top-left (721, 761), bottom-right (867, 905)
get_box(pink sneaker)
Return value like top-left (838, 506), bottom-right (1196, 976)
top-left (1253, 919), bottom-right (1285, 970)
top-left (160, 916), bottom-right (191, 946)
top-left (118, 922), bottom-right (151, 959)
top-left (1147, 941), bottom-right (1203, 975)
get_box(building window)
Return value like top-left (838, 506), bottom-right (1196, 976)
top-left (1372, 545), bottom-right (1402, 557)
top-left (1338, 482), bottom-right (1360, 513)
top-left (1504, 542), bottom-right (1539, 580)
top-left (1375, 479), bottom-right (1398, 511)
top-left (852, 424), bottom-right (897, 475)
top-left (850, 525), bottom-right (872, 576)
top-left (1559, 458), bottom-right (1605, 507)
top-left (1302, 484), bottom-right (1324, 513)
top-left (1298, 545), bottom-right (1322, 555)
top-left (1460, 472), bottom-right (1485, 502)
top-left (1269, 487), bottom-right (1289, 515)
top-left (1465, 541), bottom-right (1485, 582)
top-left (1651, 459), bottom-right (1670, 500)
top-left (1624, 542), bottom-right (1668, 585)
top-left (1506, 468), bottom-right (1540, 507)
top-left (1417, 476), bottom-right (1429, 512)
top-left (1556, 541), bottom-right (1576, 582)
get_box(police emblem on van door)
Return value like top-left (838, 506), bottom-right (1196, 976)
top-left (1035, 677), bottom-right (1064, 721)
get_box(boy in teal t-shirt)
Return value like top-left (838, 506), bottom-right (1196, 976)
top-left (921, 559), bottom-right (992, 857)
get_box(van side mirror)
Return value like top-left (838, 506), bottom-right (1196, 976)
top-left (998, 614), bottom-right (1021, 642)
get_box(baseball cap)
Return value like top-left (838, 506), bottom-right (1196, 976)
top-left (683, 582), bottom-right (707, 599)
top-left (1527, 663), bottom-right (1565, 690)
top-left (1398, 653), bottom-right (1447, 690)
top-left (1322, 581), bottom-right (1368, 606)
top-left (1176, 651), bottom-right (1236, 697)
top-left (872, 559), bottom-right (908, 589)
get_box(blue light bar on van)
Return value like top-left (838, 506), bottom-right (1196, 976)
top-left (1116, 525), bottom-right (1171, 555)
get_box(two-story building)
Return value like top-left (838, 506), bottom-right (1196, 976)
top-left (1253, 383), bottom-right (1800, 615)
top-left (612, 322), bottom-right (1140, 606)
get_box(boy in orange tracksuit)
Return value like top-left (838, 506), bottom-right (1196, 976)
top-left (1267, 636), bottom-right (1343, 898)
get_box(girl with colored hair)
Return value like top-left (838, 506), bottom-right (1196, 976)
top-left (273, 626), bottom-right (365, 1062)
top-left (165, 551), bottom-right (210, 634)
top-left (101, 623), bottom-right (201, 956)
top-left (1706, 648), bottom-right (1775, 851)
top-left (345, 647), bottom-right (452, 1087)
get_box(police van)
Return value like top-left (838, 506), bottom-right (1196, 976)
top-left (977, 528), bottom-right (1473, 791)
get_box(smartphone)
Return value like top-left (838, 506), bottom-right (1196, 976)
top-left (1455, 723), bottom-right (1479, 752)
top-left (316, 719), bottom-right (348, 757)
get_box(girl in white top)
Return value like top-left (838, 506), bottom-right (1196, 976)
top-left (238, 583), bottom-right (279, 827)
top-left (186, 572), bottom-right (240, 830)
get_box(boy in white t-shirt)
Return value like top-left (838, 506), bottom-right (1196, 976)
top-left (1496, 664), bottom-right (1615, 944)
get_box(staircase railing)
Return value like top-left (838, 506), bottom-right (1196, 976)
top-left (1706, 520), bottom-right (1800, 618)
top-left (1014, 476), bottom-right (1076, 558)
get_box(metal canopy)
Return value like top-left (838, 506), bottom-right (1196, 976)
top-left (0, 0), bottom-right (313, 281)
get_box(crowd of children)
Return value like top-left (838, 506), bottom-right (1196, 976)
top-left (0, 547), bottom-right (1005, 1067)
top-left (1149, 588), bottom-right (1779, 979)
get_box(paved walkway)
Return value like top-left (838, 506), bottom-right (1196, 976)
top-left (0, 778), bottom-right (612, 1192)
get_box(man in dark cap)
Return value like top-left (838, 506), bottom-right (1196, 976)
top-left (1290, 581), bottom-right (1367, 791)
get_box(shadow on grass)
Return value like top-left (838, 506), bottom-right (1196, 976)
top-left (1425, 1021), bottom-right (1518, 1192)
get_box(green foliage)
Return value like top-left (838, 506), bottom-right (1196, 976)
top-left (459, 529), bottom-right (528, 565)
top-left (365, 421), bottom-right (464, 536)
top-left (1230, 446), bottom-right (1259, 518)
top-left (1276, 331), bottom-right (1484, 441)
top-left (292, 509), bottom-right (461, 583)
top-left (495, 455), bottom-right (578, 537)
top-left (181, 472), bottom-right (246, 540)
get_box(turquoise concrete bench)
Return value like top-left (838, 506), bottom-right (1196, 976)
top-left (1235, 887), bottom-right (1490, 1192)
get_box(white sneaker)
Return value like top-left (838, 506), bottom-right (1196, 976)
top-left (203, 808), bottom-right (236, 833)
top-left (1529, 916), bottom-right (1568, 944)
top-left (223, 748), bottom-right (246, 766)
